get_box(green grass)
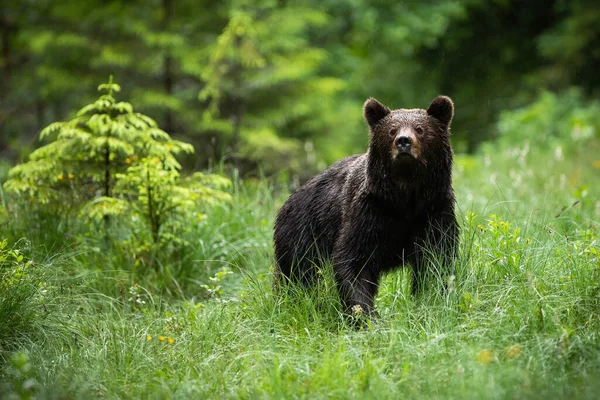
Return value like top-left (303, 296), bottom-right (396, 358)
top-left (1, 141), bottom-right (600, 399)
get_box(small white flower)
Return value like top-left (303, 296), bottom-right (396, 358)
top-left (351, 305), bottom-right (364, 317)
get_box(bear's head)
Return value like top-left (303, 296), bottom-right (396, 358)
top-left (363, 96), bottom-right (454, 178)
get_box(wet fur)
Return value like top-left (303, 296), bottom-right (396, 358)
top-left (274, 96), bottom-right (459, 315)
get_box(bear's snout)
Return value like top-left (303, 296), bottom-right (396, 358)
top-left (395, 135), bottom-right (413, 151)
top-left (392, 129), bottom-right (420, 160)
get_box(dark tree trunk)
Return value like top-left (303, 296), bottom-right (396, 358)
top-left (102, 134), bottom-right (111, 239)
top-left (230, 108), bottom-right (242, 171)
top-left (1, 16), bottom-right (11, 84)
top-left (36, 100), bottom-right (44, 132)
top-left (0, 16), bottom-right (12, 154)
top-left (229, 36), bottom-right (244, 171)
top-left (104, 137), bottom-right (111, 198)
top-left (162, 0), bottom-right (174, 134)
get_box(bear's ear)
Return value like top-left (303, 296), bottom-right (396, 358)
top-left (427, 96), bottom-right (454, 126)
top-left (363, 98), bottom-right (391, 128)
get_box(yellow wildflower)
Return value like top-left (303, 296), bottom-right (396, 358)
top-left (525, 238), bottom-right (531, 244)
top-left (146, 335), bottom-right (152, 341)
top-left (159, 335), bottom-right (166, 342)
top-left (567, 276), bottom-right (571, 280)
top-left (478, 349), bottom-right (494, 364)
top-left (168, 145), bottom-right (173, 151)
top-left (126, 157), bottom-right (131, 164)
top-left (505, 344), bottom-right (522, 359)
top-left (68, 173), bottom-right (74, 179)
top-left (152, 157), bottom-right (160, 164)
top-left (167, 337), bottom-right (175, 344)
top-left (133, 155), bottom-right (138, 161)
top-left (57, 174), bottom-right (64, 180)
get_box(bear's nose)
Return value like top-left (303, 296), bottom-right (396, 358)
top-left (396, 135), bottom-right (412, 150)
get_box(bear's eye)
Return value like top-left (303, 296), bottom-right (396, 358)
top-left (389, 128), bottom-right (397, 137)
top-left (415, 126), bottom-right (424, 136)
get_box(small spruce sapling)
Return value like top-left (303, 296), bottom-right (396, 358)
top-left (4, 77), bottom-right (231, 248)
top-left (112, 157), bottom-right (231, 245)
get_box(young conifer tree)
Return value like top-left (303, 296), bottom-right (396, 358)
top-left (4, 77), bottom-right (230, 244)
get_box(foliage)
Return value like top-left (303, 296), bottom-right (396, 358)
top-left (536, 1), bottom-right (600, 91)
top-left (0, 239), bottom-right (47, 361)
top-left (201, 268), bottom-right (233, 299)
top-left (3, 78), bottom-right (231, 251)
top-left (111, 158), bottom-right (232, 245)
top-left (496, 88), bottom-right (600, 150)
top-left (4, 77), bottom-right (192, 204)
top-left (3, 352), bottom-right (38, 400)
top-left (198, 2), bottom-right (340, 175)
top-left (4, 0), bottom-right (600, 174)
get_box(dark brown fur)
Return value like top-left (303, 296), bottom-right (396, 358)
top-left (274, 96), bottom-right (458, 315)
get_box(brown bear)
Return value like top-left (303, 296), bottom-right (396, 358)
top-left (273, 96), bottom-right (458, 316)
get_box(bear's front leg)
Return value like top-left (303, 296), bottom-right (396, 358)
top-left (332, 212), bottom-right (384, 316)
top-left (333, 255), bottom-right (381, 316)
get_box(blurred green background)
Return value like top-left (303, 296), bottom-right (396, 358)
top-left (1, 0), bottom-right (599, 177)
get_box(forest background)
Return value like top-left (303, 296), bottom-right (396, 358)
top-left (2, 0), bottom-right (599, 177)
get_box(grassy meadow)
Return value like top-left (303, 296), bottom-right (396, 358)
top-left (1, 127), bottom-right (600, 399)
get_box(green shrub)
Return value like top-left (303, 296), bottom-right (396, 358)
top-left (3, 77), bottom-right (231, 254)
